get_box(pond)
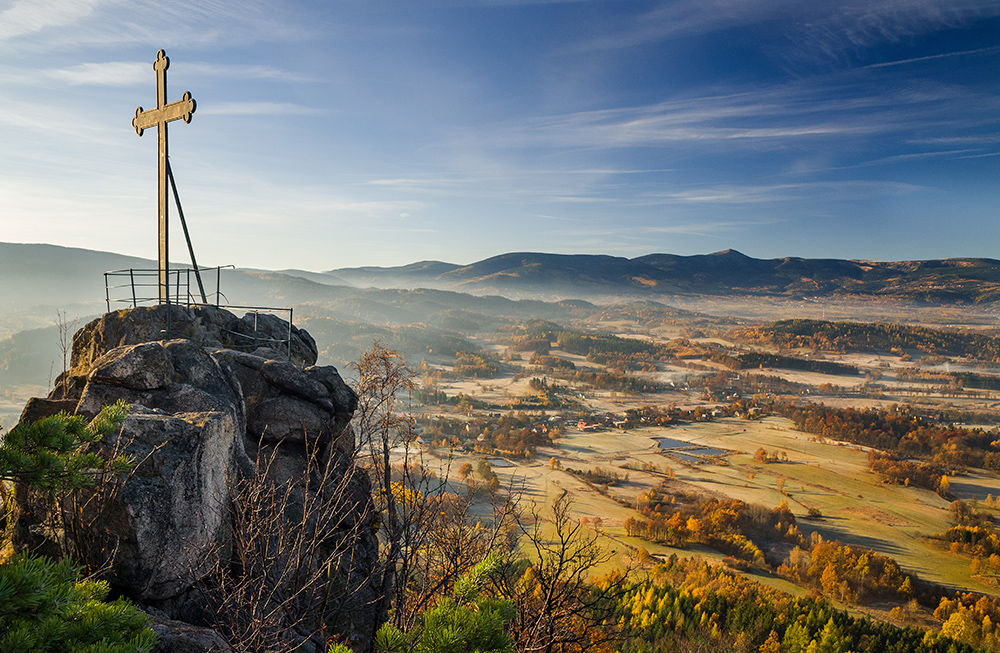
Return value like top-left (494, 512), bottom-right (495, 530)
top-left (652, 437), bottom-right (727, 463)
top-left (654, 437), bottom-right (692, 449)
top-left (685, 447), bottom-right (726, 456)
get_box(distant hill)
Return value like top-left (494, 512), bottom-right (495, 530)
top-left (0, 243), bottom-right (1000, 338)
top-left (329, 249), bottom-right (1000, 303)
top-left (0, 243), bottom-right (361, 336)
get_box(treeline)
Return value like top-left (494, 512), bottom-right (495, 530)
top-left (897, 369), bottom-right (1000, 393)
top-left (956, 372), bottom-right (1000, 392)
top-left (556, 330), bottom-right (659, 357)
top-left (738, 319), bottom-right (1000, 361)
top-left (778, 538), bottom-right (914, 605)
top-left (416, 411), bottom-right (558, 456)
top-left (624, 494), bottom-right (796, 566)
top-left (932, 500), bottom-right (1000, 570)
top-left (774, 402), bottom-right (1000, 471)
top-left (563, 465), bottom-right (626, 487)
top-left (615, 557), bottom-right (981, 653)
top-left (452, 351), bottom-right (501, 378)
top-left (536, 364), bottom-right (666, 394)
top-left (700, 370), bottom-right (816, 399)
top-left (503, 320), bottom-right (714, 364)
top-left (868, 450), bottom-right (946, 492)
top-left (714, 351), bottom-right (859, 375)
top-left (621, 487), bottom-right (918, 606)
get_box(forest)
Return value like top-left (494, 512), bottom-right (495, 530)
top-left (738, 320), bottom-right (1000, 361)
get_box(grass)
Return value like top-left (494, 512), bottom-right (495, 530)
top-left (436, 413), bottom-right (1000, 599)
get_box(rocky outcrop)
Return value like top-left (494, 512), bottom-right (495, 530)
top-left (12, 306), bottom-right (377, 652)
top-left (150, 617), bottom-right (233, 653)
top-left (65, 303), bottom-right (318, 383)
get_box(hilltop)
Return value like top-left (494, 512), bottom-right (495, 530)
top-left (8, 243), bottom-right (1000, 314)
top-left (329, 249), bottom-right (1000, 303)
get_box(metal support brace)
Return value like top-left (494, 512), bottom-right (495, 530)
top-left (166, 160), bottom-right (208, 304)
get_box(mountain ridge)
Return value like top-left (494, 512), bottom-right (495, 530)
top-left (326, 249), bottom-right (1000, 303)
top-left (7, 243), bottom-right (1000, 313)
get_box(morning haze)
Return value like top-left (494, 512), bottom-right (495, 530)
top-left (2, 1), bottom-right (1000, 652)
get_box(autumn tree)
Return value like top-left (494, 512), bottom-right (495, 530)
top-left (352, 341), bottom-right (518, 636)
top-left (496, 493), bottom-right (627, 653)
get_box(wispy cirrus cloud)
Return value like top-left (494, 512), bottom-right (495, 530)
top-left (0, 97), bottom-right (121, 144)
top-left (646, 180), bottom-right (923, 205)
top-left (197, 102), bottom-right (322, 116)
top-left (0, 0), bottom-right (308, 52)
top-left (478, 76), bottom-right (1000, 157)
top-left (576, 0), bottom-right (1000, 55)
top-left (0, 58), bottom-right (316, 91)
top-left (44, 61), bottom-right (148, 86)
top-left (0, 0), bottom-right (112, 41)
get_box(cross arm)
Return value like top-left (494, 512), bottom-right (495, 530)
top-left (132, 92), bottom-right (196, 136)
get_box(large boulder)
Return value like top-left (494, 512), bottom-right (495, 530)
top-left (149, 617), bottom-right (232, 653)
top-left (104, 407), bottom-right (243, 600)
top-left (67, 304), bottom-right (318, 383)
top-left (11, 305), bottom-right (375, 651)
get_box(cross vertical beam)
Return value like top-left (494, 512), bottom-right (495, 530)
top-left (133, 50), bottom-right (196, 304)
top-left (157, 53), bottom-right (169, 304)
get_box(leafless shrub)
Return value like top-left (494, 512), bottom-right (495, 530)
top-left (54, 311), bottom-right (78, 400)
top-left (496, 493), bottom-right (632, 653)
top-left (204, 437), bottom-right (372, 653)
top-left (351, 341), bottom-right (521, 636)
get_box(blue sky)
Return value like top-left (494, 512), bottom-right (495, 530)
top-left (0, 0), bottom-right (998, 271)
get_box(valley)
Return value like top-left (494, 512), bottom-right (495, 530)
top-left (4, 242), bottom-right (1000, 647)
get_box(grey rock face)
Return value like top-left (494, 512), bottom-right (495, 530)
top-left (107, 407), bottom-right (241, 600)
top-left (150, 617), bottom-right (233, 653)
top-left (212, 348), bottom-right (357, 452)
top-left (89, 341), bottom-right (174, 390)
top-left (11, 306), bottom-right (374, 650)
top-left (68, 304), bottom-right (319, 381)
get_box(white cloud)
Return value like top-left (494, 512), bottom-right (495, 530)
top-left (45, 61), bottom-right (148, 86)
top-left (0, 0), bottom-right (111, 41)
top-left (647, 180), bottom-right (924, 205)
top-left (474, 76), bottom-right (1000, 156)
top-left (0, 0), bottom-right (308, 53)
top-left (183, 63), bottom-right (316, 83)
top-left (575, 0), bottom-right (1000, 54)
top-left (0, 97), bottom-right (122, 144)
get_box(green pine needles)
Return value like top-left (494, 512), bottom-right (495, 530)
top-left (0, 400), bottom-right (132, 491)
top-left (368, 552), bottom-right (515, 653)
top-left (0, 401), bottom-right (156, 653)
top-left (0, 553), bottom-right (156, 653)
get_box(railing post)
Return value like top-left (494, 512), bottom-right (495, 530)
top-left (253, 311), bottom-right (259, 350)
top-left (105, 272), bottom-right (111, 312)
top-left (287, 307), bottom-right (293, 362)
top-left (129, 269), bottom-right (137, 308)
top-left (216, 266), bottom-right (221, 306)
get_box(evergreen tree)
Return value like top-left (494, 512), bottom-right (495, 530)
top-left (0, 402), bottom-right (156, 653)
top-left (368, 552), bottom-right (514, 653)
top-left (0, 553), bottom-right (156, 652)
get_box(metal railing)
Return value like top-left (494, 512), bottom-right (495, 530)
top-left (104, 266), bottom-right (295, 361)
top-left (105, 265), bottom-right (234, 310)
top-left (211, 305), bottom-right (294, 361)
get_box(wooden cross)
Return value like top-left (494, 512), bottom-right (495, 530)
top-left (132, 49), bottom-right (196, 304)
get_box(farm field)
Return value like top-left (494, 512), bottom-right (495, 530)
top-left (390, 301), bottom-right (1000, 637)
top-left (423, 415), bottom-right (1000, 595)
